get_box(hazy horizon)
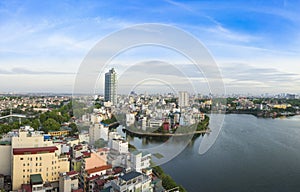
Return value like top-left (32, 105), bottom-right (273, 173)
top-left (1, 1), bottom-right (300, 94)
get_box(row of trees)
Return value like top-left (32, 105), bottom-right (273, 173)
top-left (152, 165), bottom-right (186, 192)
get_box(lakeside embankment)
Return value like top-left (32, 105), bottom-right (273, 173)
top-left (228, 110), bottom-right (298, 118)
top-left (125, 128), bottom-right (210, 137)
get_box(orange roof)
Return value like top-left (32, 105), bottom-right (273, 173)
top-left (86, 164), bottom-right (112, 175)
top-left (85, 152), bottom-right (107, 170)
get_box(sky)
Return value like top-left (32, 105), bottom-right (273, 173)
top-left (0, 0), bottom-right (300, 95)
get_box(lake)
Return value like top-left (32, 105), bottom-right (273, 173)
top-left (120, 114), bottom-right (300, 192)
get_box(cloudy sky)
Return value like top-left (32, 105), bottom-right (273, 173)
top-left (0, 0), bottom-right (300, 95)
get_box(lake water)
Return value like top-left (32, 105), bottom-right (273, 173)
top-left (120, 114), bottom-right (300, 192)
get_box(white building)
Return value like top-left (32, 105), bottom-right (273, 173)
top-left (108, 132), bottom-right (122, 148)
top-left (126, 113), bottom-right (135, 126)
top-left (148, 119), bottom-right (163, 128)
top-left (141, 117), bottom-right (147, 131)
top-left (111, 139), bottom-right (128, 154)
top-left (130, 151), bottom-right (151, 173)
top-left (89, 124), bottom-right (109, 145)
top-left (111, 171), bottom-right (152, 192)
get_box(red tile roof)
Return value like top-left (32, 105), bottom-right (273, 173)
top-left (72, 189), bottom-right (83, 192)
top-left (21, 184), bottom-right (32, 192)
top-left (86, 164), bottom-right (112, 175)
top-left (87, 175), bottom-right (100, 181)
top-left (13, 146), bottom-right (58, 155)
top-left (82, 151), bottom-right (91, 157)
top-left (67, 170), bottom-right (78, 176)
top-left (95, 179), bottom-right (106, 186)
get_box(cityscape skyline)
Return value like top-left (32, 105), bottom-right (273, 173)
top-left (1, 1), bottom-right (300, 94)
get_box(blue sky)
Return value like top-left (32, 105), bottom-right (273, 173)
top-left (0, 0), bottom-right (300, 94)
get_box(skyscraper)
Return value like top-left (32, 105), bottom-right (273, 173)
top-left (178, 91), bottom-right (189, 107)
top-left (105, 68), bottom-right (117, 105)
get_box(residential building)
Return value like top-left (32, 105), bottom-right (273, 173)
top-left (130, 151), bottom-right (151, 173)
top-left (126, 113), bottom-right (135, 126)
top-left (0, 142), bottom-right (11, 175)
top-left (11, 129), bottom-right (52, 149)
top-left (111, 139), bottom-right (128, 154)
top-left (111, 171), bottom-right (152, 192)
top-left (89, 124), bottom-right (109, 145)
top-left (12, 146), bottom-right (69, 190)
top-left (59, 171), bottom-right (79, 192)
top-left (148, 119), bottom-right (163, 128)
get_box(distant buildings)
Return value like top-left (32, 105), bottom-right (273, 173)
top-left (105, 68), bottom-right (117, 105)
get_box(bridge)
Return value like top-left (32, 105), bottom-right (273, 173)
top-left (0, 114), bottom-right (26, 119)
top-left (0, 106), bottom-right (27, 124)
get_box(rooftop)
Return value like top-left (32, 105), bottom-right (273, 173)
top-left (66, 170), bottom-right (78, 176)
top-left (86, 164), bottom-right (112, 175)
top-left (13, 146), bottom-right (58, 155)
top-left (119, 171), bottom-right (142, 182)
top-left (30, 174), bottom-right (43, 185)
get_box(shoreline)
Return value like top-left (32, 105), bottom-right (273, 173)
top-left (124, 127), bottom-right (211, 137)
top-left (211, 111), bottom-right (299, 118)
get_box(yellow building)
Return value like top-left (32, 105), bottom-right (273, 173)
top-left (12, 146), bottom-right (69, 190)
top-left (272, 104), bottom-right (292, 109)
top-left (48, 130), bottom-right (70, 137)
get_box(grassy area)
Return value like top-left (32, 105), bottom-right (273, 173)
top-left (153, 153), bottom-right (164, 159)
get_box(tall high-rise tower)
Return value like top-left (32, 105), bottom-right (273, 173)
top-left (105, 68), bottom-right (117, 105)
top-left (178, 91), bottom-right (189, 107)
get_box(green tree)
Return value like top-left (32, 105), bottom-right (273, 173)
top-left (30, 119), bottom-right (40, 130)
top-left (42, 118), bottom-right (60, 133)
top-left (69, 122), bottom-right (78, 135)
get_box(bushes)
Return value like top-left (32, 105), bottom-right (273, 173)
top-left (153, 165), bottom-right (187, 192)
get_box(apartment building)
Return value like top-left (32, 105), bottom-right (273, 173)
top-left (12, 146), bottom-right (69, 190)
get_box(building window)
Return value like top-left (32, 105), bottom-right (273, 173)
top-left (20, 157), bottom-right (23, 160)
top-left (40, 157), bottom-right (42, 160)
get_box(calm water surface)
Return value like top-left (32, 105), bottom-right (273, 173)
top-left (120, 114), bottom-right (300, 192)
